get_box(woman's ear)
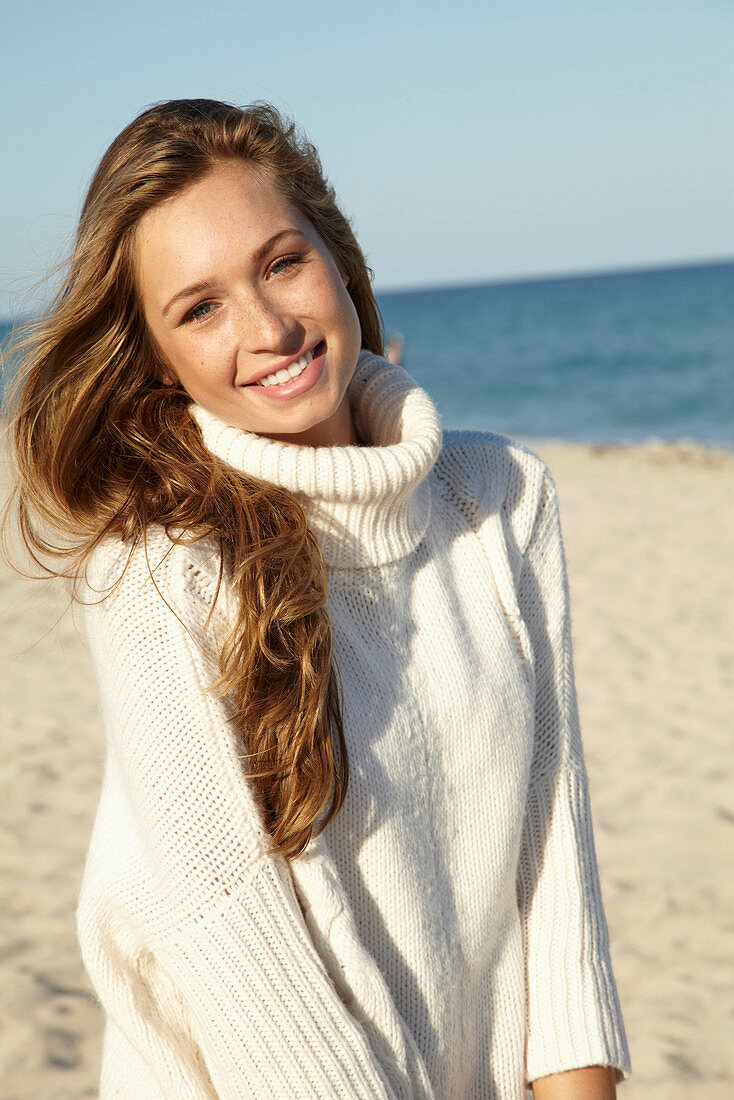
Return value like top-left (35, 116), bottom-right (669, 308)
top-left (159, 365), bottom-right (178, 386)
top-left (337, 262), bottom-right (350, 289)
top-left (154, 359), bottom-right (177, 386)
top-left (149, 334), bottom-right (178, 386)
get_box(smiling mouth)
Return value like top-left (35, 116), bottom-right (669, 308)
top-left (249, 341), bottom-right (325, 387)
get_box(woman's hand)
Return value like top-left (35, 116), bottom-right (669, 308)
top-left (531, 1064), bottom-right (618, 1098)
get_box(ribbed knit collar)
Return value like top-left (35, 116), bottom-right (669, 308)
top-left (189, 350), bottom-right (443, 570)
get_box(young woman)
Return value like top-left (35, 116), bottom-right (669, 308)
top-left (8, 99), bottom-right (630, 1098)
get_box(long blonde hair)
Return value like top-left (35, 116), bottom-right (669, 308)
top-left (5, 98), bottom-right (385, 859)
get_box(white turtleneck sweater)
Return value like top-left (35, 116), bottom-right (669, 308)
top-left (77, 351), bottom-right (631, 1099)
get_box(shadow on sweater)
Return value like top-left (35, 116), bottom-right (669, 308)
top-left (316, 443), bottom-right (541, 1096)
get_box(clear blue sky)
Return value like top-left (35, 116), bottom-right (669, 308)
top-left (2, 0), bottom-right (733, 317)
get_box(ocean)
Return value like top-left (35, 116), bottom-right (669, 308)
top-left (377, 259), bottom-right (734, 448)
top-left (2, 259), bottom-right (732, 447)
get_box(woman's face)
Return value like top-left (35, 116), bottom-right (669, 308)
top-left (134, 159), bottom-right (363, 447)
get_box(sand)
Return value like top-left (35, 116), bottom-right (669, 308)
top-left (1, 439), bottom-right (733, 1099)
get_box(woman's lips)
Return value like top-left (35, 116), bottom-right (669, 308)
top-left (247, 341), bottom-right (326, 400)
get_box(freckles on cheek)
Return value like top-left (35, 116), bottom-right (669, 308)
top-left (185, 356), bottom-right (237, 401)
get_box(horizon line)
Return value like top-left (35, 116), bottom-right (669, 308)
top-left (373, 253), bottom-right (734, 298)
top-left (2, 253), bottom-right (733, 327)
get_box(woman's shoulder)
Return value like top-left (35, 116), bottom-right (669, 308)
top-left (433, 428), bottom-right (554, 555)
top-left (81, 525), bottom-right (225, 626)
top-left (436, 425), bottom-right (550, 473)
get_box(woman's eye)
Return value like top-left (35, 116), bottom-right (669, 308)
top-left (183, 301), bottom-right (214, 324)
top-left (269, 254), bottom-right (304, 277)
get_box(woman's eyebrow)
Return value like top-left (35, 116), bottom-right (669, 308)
top-left (162, 278), bottom-right (217, 318)
top-left (162, 228), bottom-right (304, 319)
top-left (250, 227), bottom-right (304, 268)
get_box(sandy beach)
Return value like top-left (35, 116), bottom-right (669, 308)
top-left (1, 438), bottom-right (732, 1100)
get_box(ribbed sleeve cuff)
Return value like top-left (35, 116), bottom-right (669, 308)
top-left (155, 858), bottom-right (398, 1099)
top-left (518, 767), bottom-right (632, 1086)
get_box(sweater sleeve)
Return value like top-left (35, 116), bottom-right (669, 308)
top-left (77, 533), bottom-right (428, 1100)
top-left (513, 467), bottom-right (632, 1088)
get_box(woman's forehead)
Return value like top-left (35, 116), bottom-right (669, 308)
top-left (133, 162), bottom-right (310, 299)
top-left (137, 160), bottom-right (300, 243)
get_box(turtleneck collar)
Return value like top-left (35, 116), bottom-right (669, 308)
top-left (189, 350), bottom-right (443, 570)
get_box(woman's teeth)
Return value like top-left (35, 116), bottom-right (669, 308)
top-left (258, 348), bottom-right (315, 387)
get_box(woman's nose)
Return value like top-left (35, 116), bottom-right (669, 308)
top-left (235, 290), bottom-right (299, 354)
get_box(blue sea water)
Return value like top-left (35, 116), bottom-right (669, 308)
top-left (377, 259), bottom-right (734, 448)
top-left (2, 259), bottom-right (732, 447)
